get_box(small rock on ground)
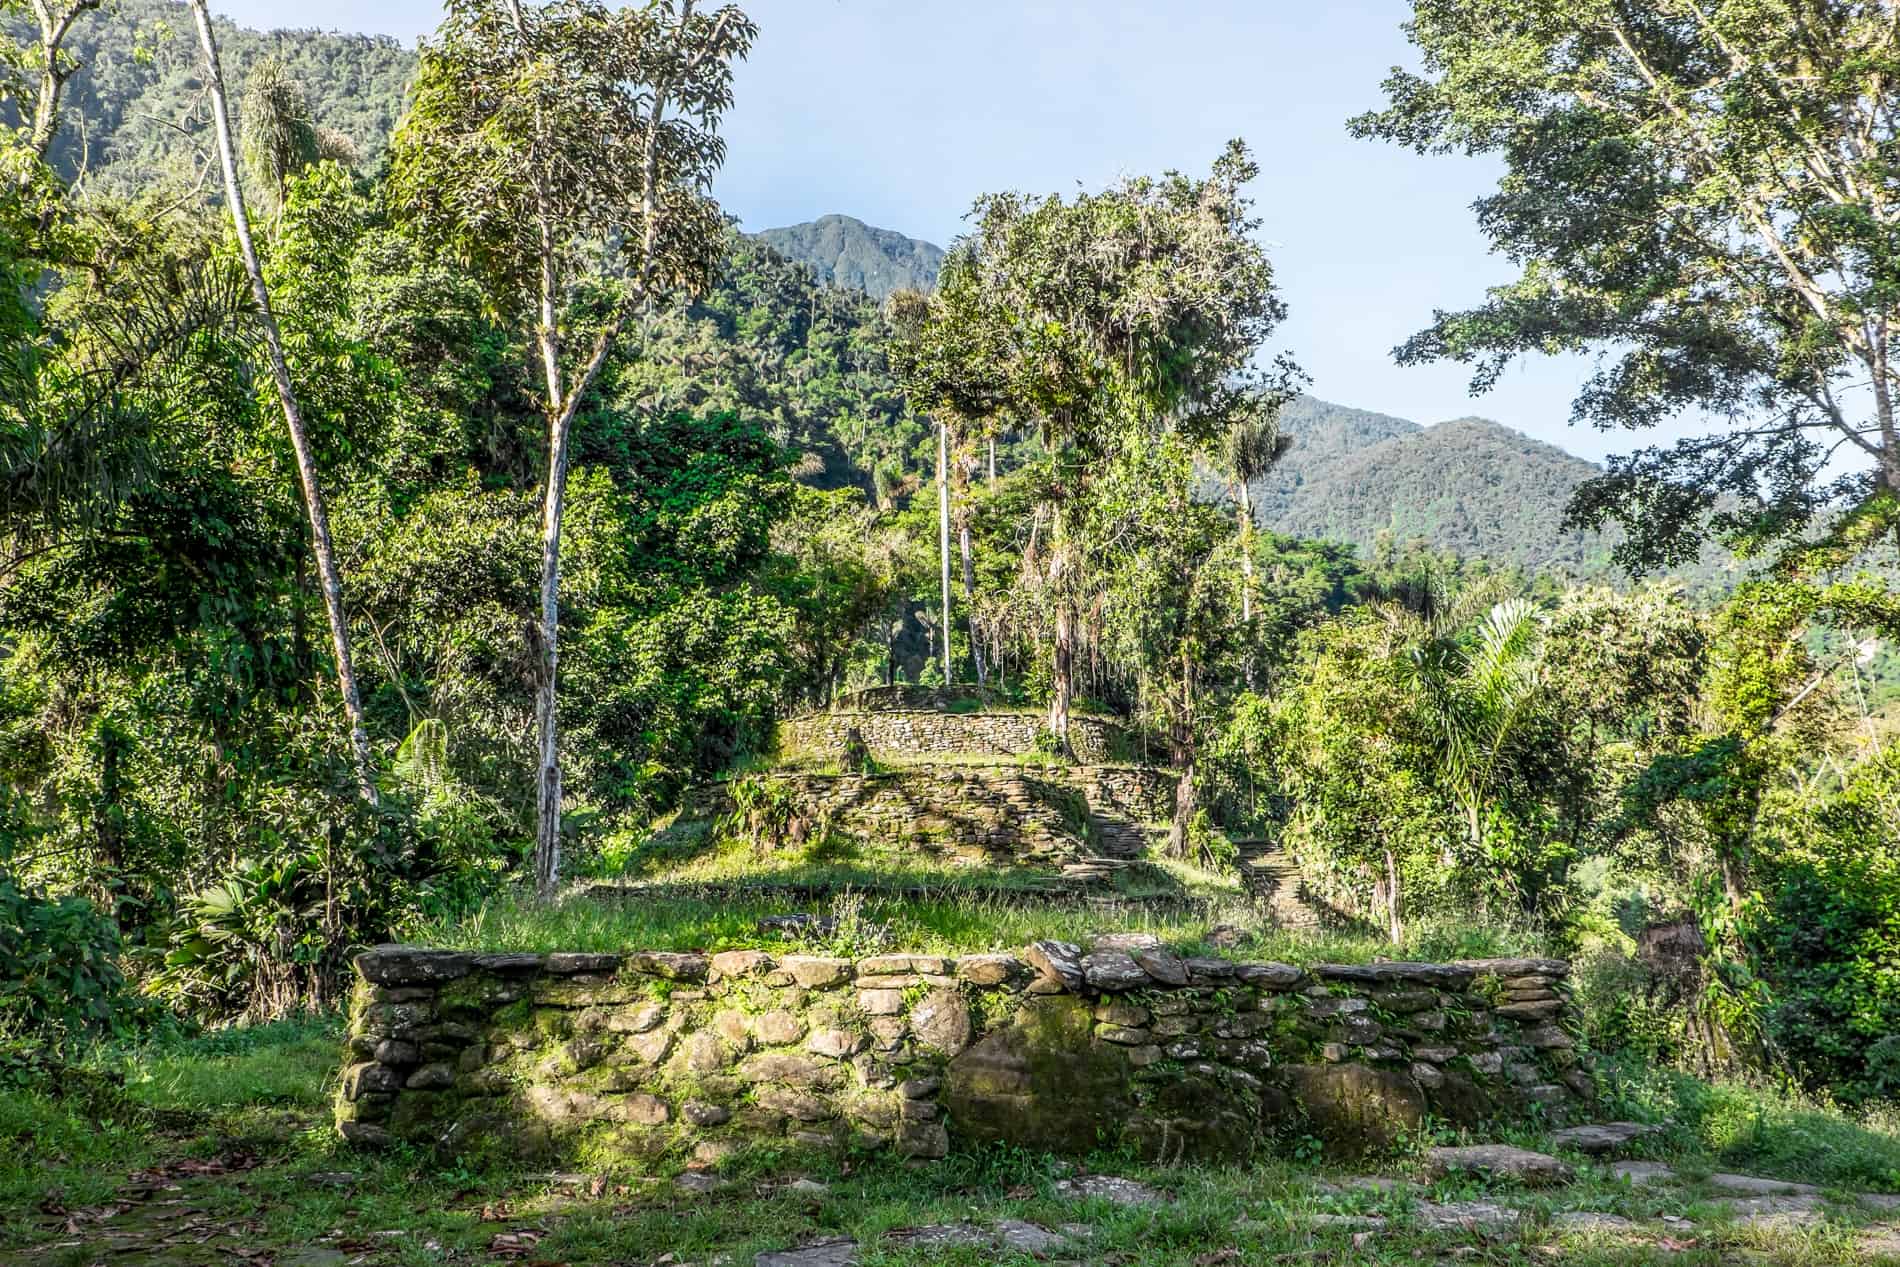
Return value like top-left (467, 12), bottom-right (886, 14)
top-left (1548, 1123), bottom-right (1660, 1156)
top-left (1611, 1161), bottom-right (1676, 1187)
top-left (995, 1220), bottom-right (1070, 1254)
top-left (1053, 1175), bottom-right (1165, 1206)
top-left (1415, 1201), bottom-right (1523, 1232)
top-left (755, 1238), bottom-right (857, 1267)
top-left (1308, 1213), bottom-right (1388, 1231)
top-left (1428, 1145), bottom-right (1575, 1187)
top-left (1705, 1172), bottom-right (1820, 1197)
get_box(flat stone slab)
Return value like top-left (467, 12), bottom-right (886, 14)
top-left (1611, 1161), bottom-right (1675, 1187)
top-left (1415, 1201), bottom-right (1523, 1232)
top-left (1549, 1122), bottom-right (1661, 1156)
top-left (1705, 1172), bottom-right (1820, 1197)
top-left (1720, 1195), bottom-right (1824, 1226)
top-left (756, 1238), bottom-right (857, 1267)
top-left (1428, 1145), bottom-right (1574, 1187)
top-left (1053, 1175), bottom-right (1165, 1206)
top-left (886, 1221), bottom-right (1075, 1255)
top-left (1554, 1211), bottom-right (1638, 1232)
top-left (1315, 1175), bottom-right (1408, 1195)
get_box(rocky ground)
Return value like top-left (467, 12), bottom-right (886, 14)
top-left (13, 1118), bottom-right (1900, 1267)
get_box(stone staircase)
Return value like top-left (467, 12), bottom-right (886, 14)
top-left (1233, 839), bottom-right (1329, 930)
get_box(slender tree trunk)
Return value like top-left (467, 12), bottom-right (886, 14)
top-left (960, 517), bottom-right (985, 686)
top-left (937, 418), bottom-right (952, 686)
top-left (189, 0), bottom-right (378, 807)
top-left (987, 436), bottom-right (996, 487)
top-left (1238, 481), bottom-right (1254, 626)
top-left (1046, 501), bottom-right (1073, 754)
top-left (1384, 847), bottom-right (1401, 944)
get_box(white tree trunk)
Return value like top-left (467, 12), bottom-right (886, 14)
top-left (189, 0), bottom-right (378, 806)
top-left (937, 418), bottom-right (952, 686)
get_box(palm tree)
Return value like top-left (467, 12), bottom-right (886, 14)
top-left (1220, 409), bottom-right (1291, 627)
top-left (1401, 598), bottom-right (1547, 878)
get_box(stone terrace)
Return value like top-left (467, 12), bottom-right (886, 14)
top-left (337, 943), bottom-right (1589, 1164)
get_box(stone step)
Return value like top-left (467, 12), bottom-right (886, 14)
top-left (1232, 840), bottom-right (1329, 930)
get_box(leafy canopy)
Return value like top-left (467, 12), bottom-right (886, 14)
top-left (1355, 0), bottom-right (1900, 569)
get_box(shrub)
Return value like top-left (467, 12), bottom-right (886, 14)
top-left (0, 868), bottom-right (129, 1049)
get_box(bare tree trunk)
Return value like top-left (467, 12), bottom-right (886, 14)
top-left (189, 0), bottom-right (378, 807)
top-left (987, 436), bottom-right (996, 487)
top-left (1168, 752), bottom-right (1197, 859)
top-left (1384, 847), bottom-right (1402, 944)
top-left (960, 517), bottom-right (985, 686)
top-left (1238, 481), bottom-right (1254, 626)
top-left (937, 418), bottom-right (952, 686)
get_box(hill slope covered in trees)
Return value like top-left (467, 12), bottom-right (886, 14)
top-left (34, 3), bottom-right (1650, 580)
top-left (28, 0), bottom-right (414, 195)
top-left (1257, 397), bottom-right (1622, 577)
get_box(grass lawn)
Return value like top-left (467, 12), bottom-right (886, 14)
top-left (406, 882), bottom-right (1548, 964)
top-left (8, 1019), bottom-right (1900, 1265)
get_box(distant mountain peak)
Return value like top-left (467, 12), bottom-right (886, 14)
top-left (752, 215), bottom-right (943, 301)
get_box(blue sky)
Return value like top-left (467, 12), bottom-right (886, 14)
top-left (214, 0), bottom-right (1633, 461)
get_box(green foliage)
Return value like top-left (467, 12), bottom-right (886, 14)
top-left (1747, 747), bottom-right (1900, 1105)
top-left (0, 868), bottom-right (127, 1048)
top-left (1355, 0), bottom-right (1900, 570)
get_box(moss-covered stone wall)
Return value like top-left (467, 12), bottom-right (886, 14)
top-left (337, 943), bottom-right (1591, 1164)
top-left (682, 766), bottom-right (1176, 866)
top-left (780, 710), bottom-right (1136, 765)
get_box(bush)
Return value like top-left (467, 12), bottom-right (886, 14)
top-left (1747, 750), bottom-right (1900, 1105)
top-left (0, 869), bottom-right (129, 1049)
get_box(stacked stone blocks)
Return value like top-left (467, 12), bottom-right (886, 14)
top-left (338, 944), bottom-right (1589, 1162)
top-left (781, 709), bottom-right (1135, 766)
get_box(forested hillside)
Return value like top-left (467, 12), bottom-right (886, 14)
top-left (30, 3), bottom-right (1641, 581)
top-left (755, 213), bottom-right (943, 299)
top-left (1258, 398), bottom-right (1612, 576)
top-left (27, 0), bottom-right (414, 194)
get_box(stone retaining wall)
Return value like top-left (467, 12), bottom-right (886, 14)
top-left (685, 765), bottom-right (1176, 865)
top-left (781, 710), bottom-right (1137, 765)
top-left (337, 943), bottom-right (1589, 1164)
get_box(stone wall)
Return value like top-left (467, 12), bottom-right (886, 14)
top-left (781, 710), bottom-right (1137, 765)
top-left (685, 765), bottom-right (1176, 865)
top-left (337, 943), bottom-right (1589, 1164)
top-left (827, 686), bottom-right (994, 713)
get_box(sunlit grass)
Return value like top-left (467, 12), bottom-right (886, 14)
top-left (413, 883), bottom-right (1545, 965)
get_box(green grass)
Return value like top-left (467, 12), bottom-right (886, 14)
top-left (413, 884), bottom-right (1548, 966)
top-left (115, 1017), bottom-right (343, 1113)
top-left (4, 1016), bottom-right (1900, 1264)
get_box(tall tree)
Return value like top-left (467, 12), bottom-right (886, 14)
top-left (388, 0), bottom-right (755, 895)
top-left (1355, 0), bottom-right (1900, 569)
top-left (186, 0), bottom-right (378, 804)
top-left (897, 142), bottom-right (1294, 751)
